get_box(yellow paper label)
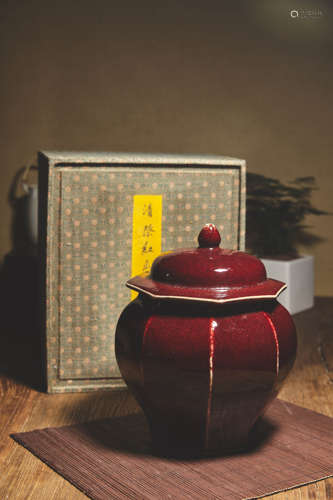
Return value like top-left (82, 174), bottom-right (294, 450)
top-left (131, 195), bottom-right (162, 300)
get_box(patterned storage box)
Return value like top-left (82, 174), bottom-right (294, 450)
top-left (39, 152), bottom-right (246, 392)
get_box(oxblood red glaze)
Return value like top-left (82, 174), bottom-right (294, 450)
top-left (127, 224), bottom-right (286, 302)
top-left (151, 248), bottom-right (266, 286)
top-left (127, 273), bottom-right (285, 303)
top-left (198, 223), bottom-right (221, 247)
top-left (115, 225), bottom-right (297, 456)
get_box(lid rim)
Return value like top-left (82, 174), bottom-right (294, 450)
top-left (126, 276), bottom-right (286, 304)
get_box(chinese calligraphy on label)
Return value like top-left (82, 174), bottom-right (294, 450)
top-left (131, 195), bottom-right (163, 300)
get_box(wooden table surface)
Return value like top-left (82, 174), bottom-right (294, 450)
top-left (1, 297), bottom-right (333, 499)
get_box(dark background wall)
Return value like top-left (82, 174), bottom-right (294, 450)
top-left (1, 0), bottom-right (332, 294)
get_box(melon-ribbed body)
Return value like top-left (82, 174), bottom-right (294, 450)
top-left (115, 296), bottom-right (297, 456)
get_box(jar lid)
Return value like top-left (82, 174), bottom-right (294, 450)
top-left (126, 224), bottom-right (286, 304)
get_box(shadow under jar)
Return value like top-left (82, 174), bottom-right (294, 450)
top-left (116, 224), bottom-right (297, 457)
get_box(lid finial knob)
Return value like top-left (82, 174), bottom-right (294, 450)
top-left (198, 224), bottom-right (221, 248)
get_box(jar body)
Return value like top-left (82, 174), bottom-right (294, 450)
top-left (115, 296), bottom-right (297, 456)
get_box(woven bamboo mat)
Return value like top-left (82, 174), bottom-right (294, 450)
top-left (12, 399), bottom-right (333, 500)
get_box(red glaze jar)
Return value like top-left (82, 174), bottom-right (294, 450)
top-left (115, 224), bottom-right (297, 456)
